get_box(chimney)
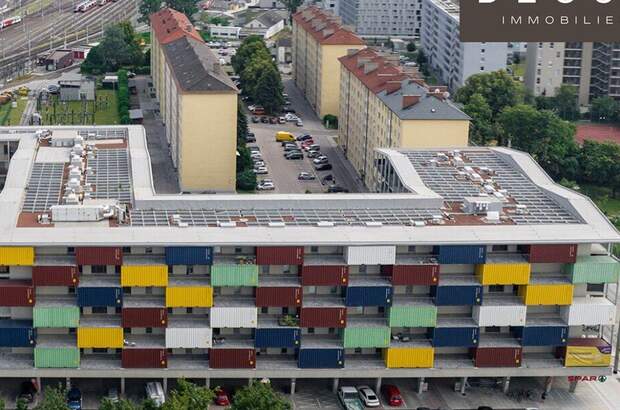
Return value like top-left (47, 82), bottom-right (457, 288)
top-left (356, 57), bottom-right (371, 68)
top-left (385, 81), bottom-right (402, 95)
top-left (347, 48), bottom-right (358, 56)
top-left (402, 95), bottom-right (421, 109)
top-left (323, 28), bottom-right (335, 37)
top-left (364, 62), bottom-right (378, 74)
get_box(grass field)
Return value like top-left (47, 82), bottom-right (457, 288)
top-left (40, 89), bottom-right (119, 125)
top-left (0, 98), bottom-right (28, 126)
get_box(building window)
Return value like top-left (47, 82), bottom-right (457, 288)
top-left (587, 283), bottom-right (605, 293)
top-left (489, 285), bottom-right (505, 293)
top-left (485, 326), bottom-right (501, 333)
top-left (92, 307), bottom-right (107, 314)
top-left (91, 265), bottom-right (106, 274)
top-left (308, 328), bottom-right (315, 334)
top-left (310, 246), bottom-right (319, 253)
top-left (492, 245), bottom-right (509, 252)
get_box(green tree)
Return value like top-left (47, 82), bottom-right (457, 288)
top-left (281, 0), bottom-right (302, 22)
top-left (0, 398), bottom-right (4, 410)
top-left (140, 399), bottom-right (159, 410)
top-left (138, 0), bottom-right (161, 24)
top-left (15, 398), bottom-right (27, 410)
top-left (254, 65), bottom-right (284, 114)
top-left (166, 0), bottom-right (198, 19)
top-left (81, 22), bottom-right (144, 73)
top-left (498, 104), bottom-right (578, 179)
top-left (463, 93), bottom-right (493, 145)
top-left (552, 84), bottom-right (580, 121)
top-left (232, 36), bottom-right (270, 77)
top-left (237, 100), bottom-right (249, 144)
top-left (416, 49), bottom-right (429, 76)
top-left (590, 96), bottom-right (619, 123)
top-left (34, 386), bottom-right (69, 410)
top-left (100, 398), bottom-right (139, 410)
top-left (232, 381), bottom-right (290, 410)
top-left (241, 57), bottom-right (272, 100)
top-left (160, 379), bottom-right (215, 410)
top-left (579, 140), bottom-right (620, 197)
top-left (406, 41), bottom-right (416, 52)
top-left (455, 71), bottom-right (524, 117)
top-left (237, 169), bottom-right (257, 191)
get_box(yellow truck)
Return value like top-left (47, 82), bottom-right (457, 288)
top-left (275, 131), bottom-right (295, 142)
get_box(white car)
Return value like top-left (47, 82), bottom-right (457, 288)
top-left (285, 113), bottom-right (299, 122)
top-left (145, 382), bottom-right (165, 407)
top-left (257, 181), bottom-right (275, 190)
top-left (313, 156), bottom-right (328, 165)
top-left (357, 386), bottom-right (380, 407)
top-left (250, 153), bottom-right (263, 159)
top-left (253, 160), bottom-right (266, 167)
top-left (253, 166), bottom-right (268, 175)
top-left (296, 119), bottom-right (303, 127)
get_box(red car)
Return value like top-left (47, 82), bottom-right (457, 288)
top-left (214, 388), bottom-right (230, 406)
top-left (381, 384), bottom-right (403, 407)
top-left (301, 139), bottom-right (315, 147)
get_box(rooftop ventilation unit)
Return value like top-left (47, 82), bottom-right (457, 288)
top-left (268, 222), bottom-right (286, 228)
top-left (317, 221), bottom-right (335, 227)
top-left (463, 196), bottom-right (503, 215)
top-left (365, 222), bottom-right (383, 227)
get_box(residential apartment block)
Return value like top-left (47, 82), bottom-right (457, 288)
top-left (339, 48), bottom-right (470, 187)
top-left (525, 42), bottom-right (620, 106)
top-left (338, 0), bottom-right (422, 38)
top-left (420, 0), bottom-right (507, 91)
top-left (0, 125), bottom-right (617, 392)
top-left (292, 6), bottom-right (365, 118)
top-left (150, 8), bottom-right (238, 192)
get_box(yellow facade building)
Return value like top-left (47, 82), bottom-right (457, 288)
top-left (338, 48), bottom-right (470, 188)
top-left (151, 8), bottom-right (238, 192)
top-left (292, 6), bottom-right (365, 119)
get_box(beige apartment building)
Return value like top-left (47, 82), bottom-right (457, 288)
top-left (339, 48), bottom-right (470, 188)
top-left (292, 6), bottom-right (365, 119)
top-left (151, 8), bottom-right (238, 192)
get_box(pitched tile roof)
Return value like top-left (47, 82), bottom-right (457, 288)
top-left (163, 36), bottom-right (238, 93)
top-left (340, 48), bottom-right (470, 121)
top-left (150, 8), bottom-right (202, 45)
top-left (292, 6), bottom-right (364, 46)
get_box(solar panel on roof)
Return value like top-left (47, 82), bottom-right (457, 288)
top-left (22, 163), bottom-right (64, 212)
top-left (85, 149), bottom-right (132, 203)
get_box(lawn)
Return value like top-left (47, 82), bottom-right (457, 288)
top-left (509, 63), bottom-right (526, 78)
top-left (40, 89), bottom-right (119, 125)
top-left (580, 184), bottom-right (620, 217)
top-left (0, 97), bottom-right (28, 126)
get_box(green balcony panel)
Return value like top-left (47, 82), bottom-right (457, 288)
top-left (566, 255), bottom-right (620, 284)
top-left (34, 347), bottom-right (80, 368)
top-left (211, 264), bottom-right (259, 287)
top-left (33, 307), bottom-right (80, 328)
top-left (389, 305), bottom-right (437, 327)
top-left (343, 327), bottom-right (390, 348)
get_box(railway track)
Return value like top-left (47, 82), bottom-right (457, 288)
top-left (0, 0), bottom-right (137, 78)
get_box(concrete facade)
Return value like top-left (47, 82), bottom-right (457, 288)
top-left (420, 0), bottom-right (507, 91)
top-left (292, 6), bottom-right (365, 118)
top-left (338, 48), bottom-right (470, 187)
top-left (339, 0), bottom-right (421, 38)
top-left (150, 8), bottom-right (238, 193)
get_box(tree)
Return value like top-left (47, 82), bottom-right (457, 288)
top-left (416, 50), bottom-right (429, 76)
top-left (81, 22), bottom-right (144, 73)
top-left (406, 41), bottom-right (416, 52)
top-left (138, 0), bottom-right (161, 24)
top-left (237, 100), bottom-right (249, 144)
top-left (100, 398), bottom-right (138, 410)
top-left (140, 399), bottom-right (159, 410)
top-left (579, 140), bottom-right (620, 197)
top-left (552, 84), bottom-right (579, 121)
top-left (34, 386), bottom-right (69, 410)
top-left (463, 93), bottom-right (493, 145)
top-left (231, 381), bottom-right (291, 410)
top-left (15, 399), bottom-right (27, 410)
top-left (167, 0), bottom-right (199, 20)
top-left (232, 36), bottom-right (270, 77)
top-left (455, 71), bottom-right (524, 117)
top-left (237, 169), bottom-right (256, 191)
top-left (498, 104), bottom-right (578, 179)
top-left (160, 379), bottom-right (215, 410)
top-left (590, 96), bottom-right (619, 123)
top-left (281, 0), bottom-right (302, 22)
top-left (254, 65), bottom-right (284, 115)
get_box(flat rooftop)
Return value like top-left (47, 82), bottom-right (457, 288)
top-left (0, 126), bottom-right (617, 246)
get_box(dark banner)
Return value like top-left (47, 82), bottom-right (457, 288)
top-left (460, 0), bottom-right (620, 41)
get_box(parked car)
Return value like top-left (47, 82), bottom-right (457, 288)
top-left (304, 144), bottom-right (320, 152)
top-left (257, 180), bottom-right (275, 190)
top-left (252, 160), bottom-right (266, 168)
top-left (298, 172), bottom-right (316, 180)
top-left (278, 116), bottom-right (286, 124)
top-left (285, 151), bottom-right (303, 160)
top-left (306, 150), bottom-right (321, 158)
top-left (301, 139), bottom-right (315, 147)
top-left (381, 385), bottom-right (403, 407)
top-left (245, 133), bottom-right (256, 143)
top-left (253, 166), bottom-right (268, 174)
top-left (67, 387), bottom-right (82, 410)
top-left (285, 113), bottom-right (299, 122)
top-left (214, 388), bottom-right (230, 406)
top-left (145, 382), bottom-right (165, 407)
top-left (327, 185), bottom-right (349, 193)
top-left (321, 174), bottom-right (334, 184)
top-left (248, 146), bottom-right (260, 153)
top-left (269, 116), bottom-right (278, 124)
top-left (296, 119), bottom-right (303, 127)
top-left (315, 163), bottom-right (333, 171)
top-left (251, 116), bottom-right (259, 123)
top-left (313, 156), bottom-right (329, 165)
top-left (284, 144), bottom-right (300, 152)
top-left (297, 133), bottom-right (312, 141)
top-left (357, 386), bottom-right (380, 407)
top-left (18, 380), bottom-right (37, 403)
top-left (283, 107), bottom-right (296, 113)
top-left (250, 154), bottom-right (263, 161)
top-left (260, 116), bottom-right (269, 124)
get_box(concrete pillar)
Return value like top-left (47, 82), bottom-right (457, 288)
top-left (290, 378), bottom-right (296, 396)
top-left (502, 377), bottom-right (510, 394)
top-left (460, 377), bottom-right (467, 395)
top-left (569, 380), bottom-right (578, 393)
top-left (120, 378), bottom-right (125, 396)
top-left (205, 378), bottom-right (210, 388)
top-left (248, 378), bottom-right (254, 386)
top-left (544, 376), bottom-right (553, 393)
top-left (332, 378), bottom-right (339, 393)
top-left (35, 377), bottom-right (41, 393)
top-left (163, 378), bottom-right (168, 393)
top-left (417, 378), bottom-right (425, 394)
top-left (65, 377), bottom-right (71, 390)
top-left (374, 377), bottom-right (382, 393)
